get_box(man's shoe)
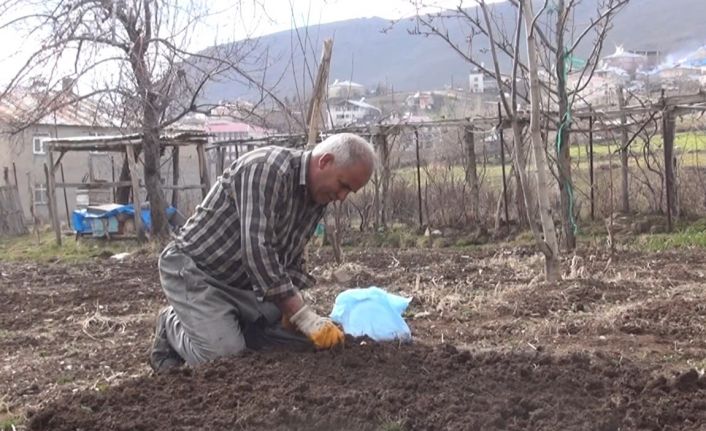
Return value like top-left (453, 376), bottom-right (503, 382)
top-left (149, 306), bottom-right (184, 373)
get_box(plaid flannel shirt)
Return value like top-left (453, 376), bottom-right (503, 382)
top-left (175, 146), bottom-right (325, 302)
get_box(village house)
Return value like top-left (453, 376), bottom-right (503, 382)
top-left (600, 46), bottom-right (649, 78)
top-left (327, 97), bottom-right (382, 128)
top-left (204, 116), bottom-right (271, 172)
top-left (568, 67), bottom-right (630, 106)
top-left (0, 89), bottom-right (215, 227)
top-left (328, 79), bottom-right (367, 100)
top-left (405, 91), bottom-right (436, 111)
top-left (0, 89), bottom-right (122, 226)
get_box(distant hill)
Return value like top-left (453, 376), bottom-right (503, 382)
top-left (200, 0), bottom-right (706, 103)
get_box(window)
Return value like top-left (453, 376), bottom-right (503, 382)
top-left (88, 131), bottom-right (107, 155)
top-left (33, 184), bottom-right (47, 205)
top-left (32, 134), bottom-right (50, 155)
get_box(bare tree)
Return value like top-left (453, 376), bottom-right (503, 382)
top-left (410, 0), bottom-right (629, 278)
top-left (0, 0), bottom-right (275, 240)
top-left (552, 0), bottom-right (629, 248)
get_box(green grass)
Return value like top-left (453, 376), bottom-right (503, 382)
top-left (0, 231), bottom-right (144, 263)
top-left (377, 419), bottom-right (405, 431)
top-left (570, 132), bottom-right (706, 162)
top-left (56, 375), bottom-right (74, 385)
top-left (635, 224), bottom-right (706, 251)
top-left (0, 416), bottom-right (20, 431)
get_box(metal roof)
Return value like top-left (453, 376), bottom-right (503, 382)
top-left (0, 89), bottom-right (118, 128)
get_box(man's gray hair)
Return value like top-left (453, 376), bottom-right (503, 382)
top-left (312, 133), bottom-right (376, 168)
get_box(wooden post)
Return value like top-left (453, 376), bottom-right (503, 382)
top-left (216, 147), bottom-right (224, 177)
top-left (373, 130), bottom-right (390, 229)
top-left (110, 155), bottom-right (116, 202)
top-left (171, 146), bottom-right (180, 208)
top-left (589, 115), bottom-right (595, 221)
top-left (60, 163), bottom-right (70, 223)
top-left (617, 86), bottom-right (630, 213)
top-left (44, 155), bottom-right (61, 245)
top-left (196, 143), bottom-right (211, 198)
top-left (663, 108), bottom-right (677, 232)
top-left (306, 39), bottom-right (334, 148)
top-left (414, 128), bottom-right (423, 228)
top-left (498, 102), bottom-right (509, 224)
top-left (463, 125), bottom-right (480, 221)
top-left (27, 172), bottom-right (40, 243)
top-left (12, 162), bottom-right (18, 190)
top-left (125, 144), bottom-right (146, 241)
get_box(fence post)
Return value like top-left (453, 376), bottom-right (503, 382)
top-left (589, 115), bottom-right (595, 221)
top-left (196, 143), bottom-right (211, 199)
top-left (373, 129), bottom-right (390, 229)
top-left (171, 146), bottom-right (180, 208)
top-left (414, 128), bottom-right (423, 228)
top-left (463, 125), bottom-right (480, 222)
top-left (44, 159), bottom-right (61, 246)
top-left (662, 108), bottom-right (677, 231)
top-left (498, 102), bottom-right (509, 224)
top-left (125, 144), bottom-right (146, 241)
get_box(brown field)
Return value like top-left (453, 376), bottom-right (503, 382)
top-left (2, 245), bottom-right (706, 430)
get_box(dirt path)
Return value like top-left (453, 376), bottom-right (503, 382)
top-left (2, 246), bottom-right (706, 430)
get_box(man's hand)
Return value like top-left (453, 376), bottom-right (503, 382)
top-left (289, 305), bottom-right (344, 349)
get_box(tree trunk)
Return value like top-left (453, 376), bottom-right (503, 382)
top-left (142, 99), bottom-right (170, 241)
top-left (463, 126), bottom-right (480, 222)
top-left (522, 0), bottom-right (561, 282)
top-left (555, 0), bottom-right (576, 250)
top-left (617, 85), bottom-right (630, 213)
top-left (511, 132), bottom-right (530, 228)
top-left (511, 121), bottom-right (539, 235)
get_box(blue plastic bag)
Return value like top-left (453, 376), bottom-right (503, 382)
top-left (330, 286), bottom-right (412, 342)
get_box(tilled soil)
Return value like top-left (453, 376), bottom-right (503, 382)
top-left (26, 342), bottom-right (706, 431)
top-left (3, 246), bottom-right (706, 430)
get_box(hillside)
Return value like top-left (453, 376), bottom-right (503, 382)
top-left (200, 0), bottom-right (706, 102)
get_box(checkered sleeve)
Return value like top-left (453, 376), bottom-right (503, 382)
top-left (286, 255), bottom-right (316, 291)
top-left (238, 158), bottom-right (297, 302)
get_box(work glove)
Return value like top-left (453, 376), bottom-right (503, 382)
top-left (289, 305), bottom-right (344, 349)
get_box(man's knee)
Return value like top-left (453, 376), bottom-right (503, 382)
top-left (186, 325), bottom-right (247, 365)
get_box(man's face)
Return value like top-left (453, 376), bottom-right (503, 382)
top-left (309, 153), bottom-right (372, 205)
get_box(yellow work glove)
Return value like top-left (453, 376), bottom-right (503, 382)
top-left (289, 305), bottom-right (344, 349)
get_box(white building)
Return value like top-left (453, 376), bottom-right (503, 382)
top-left (469, 72), bottom-right (485, 93)
top-left (328, 98), bottom-right (381, 128)
top-left (328, 79), bottom-right (367, 100)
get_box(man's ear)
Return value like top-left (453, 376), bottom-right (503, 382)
top-left (319, 152), bottom-right (335, 168)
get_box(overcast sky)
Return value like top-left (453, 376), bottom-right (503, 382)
top-left (0, 0), bottom-right (501, 86)
top-left (198, 0), bottom-right (506, 51)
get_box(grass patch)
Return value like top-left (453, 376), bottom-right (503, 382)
top-left (0, 231), bottom-right (144, 263)
top-left (635, 224), bottom-right (706, 251)
top-left (56, 375), bottom-right (74, 385)
top-left (349, 227), bottom-right (422, 248)
top-left (0, 416), bottom-right (20, 431)
top-left (378, 419), bottom-right (405, 431)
